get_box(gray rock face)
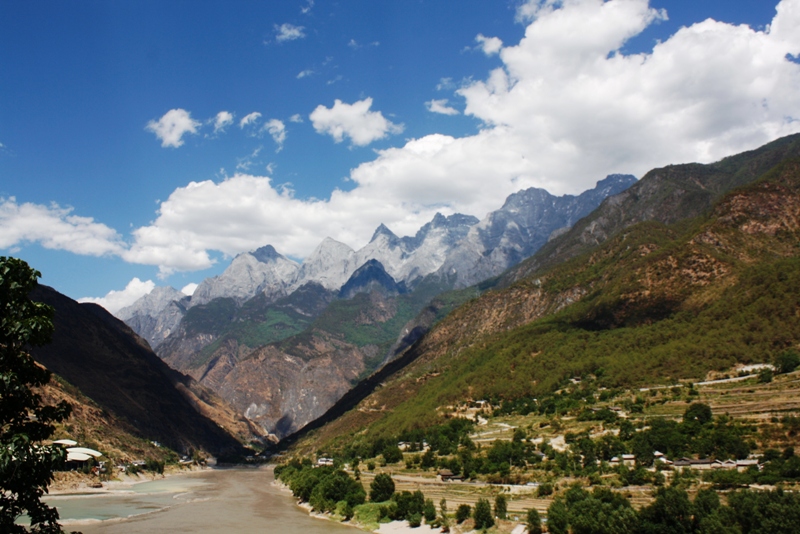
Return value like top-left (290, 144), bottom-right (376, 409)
top-left (292, 237), bottom-right (358, 291)
top-left (117, 286), bottom-right (189, 349)
top-left (190, 245), bottom-right (300, 307)
top-left (354, 213), bottom-right (480, 286)
top-left (437, 174), bottom-right (637, 287)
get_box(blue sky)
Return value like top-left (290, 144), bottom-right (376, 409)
top-left (0, 0), bottom-right (797, 312)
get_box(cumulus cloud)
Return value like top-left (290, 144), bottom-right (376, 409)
top-left (475, 33), bottom-right (503, 55)
top-left (0, 197), bottom-right (124, 256)
top-left (446, 0), bottom-right (800, 191)
top-left (275, 23), bottom-right (305, 43)
top-left (297, 69), bottom-right (314, 79)
top-left (426, 99), bottom-right (460, 115)
top-left (264, 119), bottom-right (287, 151)
top-left (239, 112), bottom-right (262, 129)
top-left (78, 277), bottom-right (155, 315)
top-left (21, 0), bottom-right (800, 281)
top-left (145, 109), bottom-right (201, 148)
top-left (310, 98), bottom-right (404, 146)
top-left (212, 111), bottom-right (234, 133)
top-left (289, 114), bottom-right (303, 123)
top-left (301, 0), bottom-right (314, 15)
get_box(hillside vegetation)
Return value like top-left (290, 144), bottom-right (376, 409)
top-left (296, 155), bottom-right (800, 453)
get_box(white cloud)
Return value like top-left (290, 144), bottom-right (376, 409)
top-left (0, 197), bottom-right (124, 256)
top-left (426, 99), bottom-right (460, 115)
top-left (310, 98), bottom-right (404, 146)
top-left (264, 119), bottom-right (287, 151)
top-left (20, 0), bottom-right (800, 280)
top-left (275, 23), bottom-right (305, 43)
top-left (236, 146), bottom-right (262, 171)
top-left (78, 277), bottom-right (155, 315)
top-left (301, 0), bottom-right (314, 14)
top-left (181, 282), bottom-right (198, 296)
top-left (289, 114), bottom-right (303, 123)
top-left (436, 77), bottom-right (456, 91)
top-left (446, 0), bottom-right (800, 191)
top-left (297, 69), bottom-right (314, 79)
top-left (145, 109), bottom-right (201, 148)
top-left (475, 33), bottom-right (503, 55)
top-left (239, 112), bottom-right (262, 129)
top-left (212, 111), bottom-right (234, 133)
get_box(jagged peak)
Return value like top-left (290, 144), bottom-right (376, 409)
top-left (370, 223), bottom-right (399, 243)
top-left (312, 237), bottom-right (355, 255)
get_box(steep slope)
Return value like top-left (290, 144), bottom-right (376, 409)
top-left (505, 133), bottom-right (800, 284)
top-left (29, 286), bottom-right (249, 456)
top-left (439, 174), bottom-right (637, 288)
top-left (158, 282), bottom-right (336, 375)
top-left (117, 286), bottom-right (189, 349)
top-left (285, 146), bottom-right (800, 453)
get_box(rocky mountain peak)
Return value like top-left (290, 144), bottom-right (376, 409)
top-left (370, 223), bottom-right (399, 243)
top-left (292, 237), bottom-right (358, 291)
top-left (338, 259), bottom-right (405, 300)
top-left (117, 285), bottom-right (187, 321)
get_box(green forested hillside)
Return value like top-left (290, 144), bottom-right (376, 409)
top-left (301, 158), bottom-right (800, 450)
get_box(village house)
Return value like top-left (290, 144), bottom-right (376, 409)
top-left (437, 469), bottom-right (464, 482)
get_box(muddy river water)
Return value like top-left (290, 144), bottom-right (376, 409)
top-left (47, 466), bottom-right (356, 533)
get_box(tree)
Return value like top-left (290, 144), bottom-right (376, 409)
top-left (439, 498), bottom-right (450, 531)
top-left (683, 402), bottom-right (713, 426)
top-left (473, 498), bottom-right (494, 530)
top-left (369, 473), bottom-right (395, 502)
top-left (494, 493), bottom-right (508, 519)
top-left (546, 498), bottom-right (569, 534)
top-left (1, 257), bottom-right (73, 533)
top-left (455, 504), bottom-right (471, 524)
top-left (775, 350), bottom-right (800, 374)
top-left (423, 498), bottom-right (436, 524)
top-left (526, 508), bottom-right (542, 534)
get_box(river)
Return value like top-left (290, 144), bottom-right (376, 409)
top-left (47, 466), bottom-right (358, 533)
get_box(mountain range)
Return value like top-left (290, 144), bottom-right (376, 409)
top-left (283, 133), bottom-right (800, 454)
top-left (118, 175), bottom-right (636, 439)
top-left (23, 133), bottom-right (800, 467)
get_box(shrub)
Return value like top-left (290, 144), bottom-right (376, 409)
top-left (537, 482), bottom-right (554, 497)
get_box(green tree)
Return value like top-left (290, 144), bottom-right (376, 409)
top-left (455, 504), bottom-right (471, 524)
top-left (547, 498), bottom-right (569, 534)
top-left (526, 508), bottom-right (542, 534)
top-left (369, 473), bottom-right (395, 502)
top-left (775, 350), bottom-right (800, 374)
top-left (439, 498), bottom-right (450, 531)
top-left (683, 403), bottom-right (713, 426)
top-left (0, 257), bottom-right (73, 533)
top-left (473, 498), bottom-right (494, 530)
top-left (494, 493), bottom-right (507, 519)
top-left (423, 498), bottom-right (436, 523)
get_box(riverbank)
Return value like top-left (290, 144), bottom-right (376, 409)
top-left (48, 463), bottom-right (208, 495)
top-left (50, 466), bottom-right (356, 533)
top-left (272, 468), bottom-right (526, 534)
